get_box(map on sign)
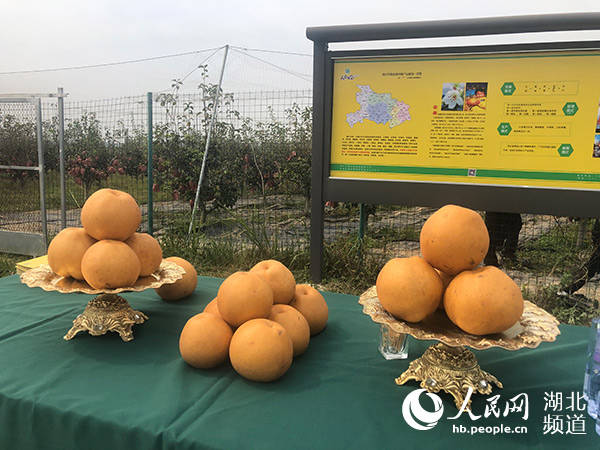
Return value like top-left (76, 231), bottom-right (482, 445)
top-left (346, 85), bottom-right (411, 128)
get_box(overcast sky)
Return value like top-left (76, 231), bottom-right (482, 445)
top-left (1, 1), bottom-right (599, 100)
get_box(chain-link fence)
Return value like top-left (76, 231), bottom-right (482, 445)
top-left (0, 100), bottom-right (42, 233)
top-left (330, 205), bottom-right (600, 290)
top-left (0, 97), bottom-right (49, 255)
top-left (149, 88), bottom-right (313, 254)
top-left (57, 96), bottom-right (149, 232)
top-left (0, 88), bottom-right (598, 322)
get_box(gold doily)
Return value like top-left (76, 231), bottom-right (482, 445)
top-left (20, 259), bottom-right (185, 294)
top-left (21, 260), bottom-right (186, 342)
top-left (359, 285), bottom-right (560, 350)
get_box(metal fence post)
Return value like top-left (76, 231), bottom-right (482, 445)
top-left (358, 204), bottom-right (366, 241)
top-left (147, 92), bottom-right (153, 235)
top-left (58, 87), bottom-right (66, 229)
top-left (357, 203), bottom-right (367, 267)
top-left (35, 97), bottom-right (48, 250)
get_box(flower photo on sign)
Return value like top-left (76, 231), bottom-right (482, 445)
top-left (441, 82), bottom-right (465, 111)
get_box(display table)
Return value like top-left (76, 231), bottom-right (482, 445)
top-left (0, 274), bottom-right (596, 449)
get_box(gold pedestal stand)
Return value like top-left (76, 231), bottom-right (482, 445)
top-left (63, 294), bottom-right (149, 342)
top-left (359, 286), bottom-right (560, 409)
top-left (396, 342), bottom-right (502, 408)
top-left (21, 260), bottom-right (185, 342)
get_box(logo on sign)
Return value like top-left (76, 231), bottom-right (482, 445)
top-left (340, 68), bottom-right (357, 80)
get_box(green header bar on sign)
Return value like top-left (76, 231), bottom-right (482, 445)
top-left (335, 51), bottom-right (600, 64)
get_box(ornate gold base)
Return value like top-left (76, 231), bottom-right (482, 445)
top-left (64, 294), bottom-right (148, 342)
top-left (395, 343), bottom-right (502, 409)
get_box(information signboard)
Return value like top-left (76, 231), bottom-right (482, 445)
top-left (307, 14), bottom-right (600, 281)
top-left (330, 50), bottom-right (600, 190)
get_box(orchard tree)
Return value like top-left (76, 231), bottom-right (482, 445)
top-left (65, 113), bottom-right (111, 199)
top-left (153, 70), bottom-right (244, 223)
top-left (0, 114), bottom-right (38, 186)
top-left (281, 104), bottom-right (312, 212)
top-left (105, 123), bottom-right (147, 179)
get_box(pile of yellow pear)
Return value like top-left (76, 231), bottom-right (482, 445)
top-left (179, 259), bottom-right (329, 382)
top-left (48, 188), bottom-right (197, 299)
top-left (376, 205), bottom-right (524, 336)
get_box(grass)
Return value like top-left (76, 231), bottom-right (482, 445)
top-left (526, 285), bottom-right (598, 326)
top-left (159, 210), bottom-right (313, 282)
top-left (161, 217), bottom-right (385, 296)
top-left (369, 224), bottom-right (419, 243)
top-left (158, 199), bottom-right (388, 295)
top-left (0, 253), bottom-right (28, 277)
top-left (320, 235), bottom-right (384, 294)
top-left (157, 213), bottom-right (600, 325)
top-left (507, 221), bottom-right (587, 277)
top-left (0, 171), bottom-right (171, 213)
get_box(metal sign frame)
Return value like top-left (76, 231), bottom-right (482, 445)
top-left (307, 13), bottom-right (600, 282)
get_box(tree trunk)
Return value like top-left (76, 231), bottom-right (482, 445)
top-left (200, 203), bottom-right (207, 225)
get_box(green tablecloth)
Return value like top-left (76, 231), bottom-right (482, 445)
top-left (0, 274), bottom-right (597, 449)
